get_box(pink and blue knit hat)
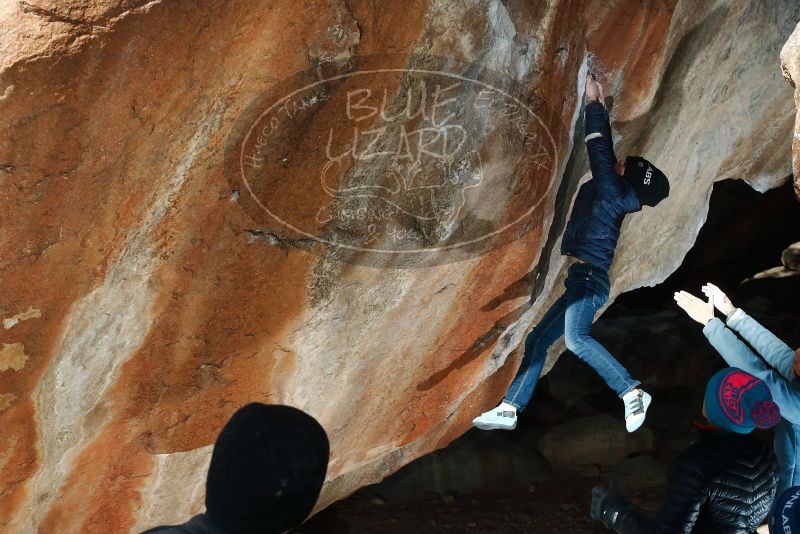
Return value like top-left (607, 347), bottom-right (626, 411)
top-left (704, 368), bottom-right (781, 434)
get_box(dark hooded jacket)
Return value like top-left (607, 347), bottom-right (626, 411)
top-left (604, 429), bottom-right (778, 534)
top-left (560, 101), bottom-right (641, 272)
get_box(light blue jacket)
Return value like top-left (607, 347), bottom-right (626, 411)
top-left (703, 308), bottom-right (800, 493)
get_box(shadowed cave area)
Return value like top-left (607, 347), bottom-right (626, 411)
top-left (301, 179), bottom-right (800, 533)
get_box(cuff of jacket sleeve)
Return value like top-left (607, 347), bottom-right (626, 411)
top-left (585, 101), bottom-right (608, 119)
top-left (727, 308), bottom-right (746, 326)
top-left (585, 132), bottom-right (603, 142)
top-left (703, 317), bottom-right (724, 338)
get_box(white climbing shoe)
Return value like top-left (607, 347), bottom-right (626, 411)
top-left (472, 403), bottom-right (517, 431)
top-left (623, 389), bottom-right (652, 433)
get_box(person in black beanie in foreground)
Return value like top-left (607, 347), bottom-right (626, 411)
top-left (141, 403), bottom-right (329, 534)
top-left (591, 368), bottom-right (780, 534)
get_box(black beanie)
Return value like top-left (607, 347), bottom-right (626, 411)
top-left (623, 156), bottom-right (669, 207)
top-left (205, 403), bottom-right (330, 534)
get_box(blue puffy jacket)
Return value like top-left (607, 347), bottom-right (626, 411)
top-left (560, 101), bottom-right (641, 272)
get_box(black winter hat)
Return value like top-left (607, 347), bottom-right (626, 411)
top-left (205, 403), bottom-right (330, 534)
top-left (623, 156), bottom-right (669, 207)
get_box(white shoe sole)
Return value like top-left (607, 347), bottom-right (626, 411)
top-left (625, 393), bottom-right (652, 433)
top-left (472, 418), bottom-right (517, 431)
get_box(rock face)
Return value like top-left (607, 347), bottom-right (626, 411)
top-left (785, 243), bottom-right (800, 271)
top-left (360, 431), bottom-right (551, 501)
top-left (750, 241), bottom-right (800, 279)
top-left (537, 414), bottom-right (654, 470)
top-left (782, 21), bottom-right (800, 200)
top-left (0, 1), bottom-right (797, 532)
top-left (610, 454), bottom-right (667, 491)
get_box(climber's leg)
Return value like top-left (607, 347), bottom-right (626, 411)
top-left (472, 287), bottom-right (568, 431)
top-left (562, 263), bottom-right (650, 431)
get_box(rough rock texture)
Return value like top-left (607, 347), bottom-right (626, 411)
top-left (610, 454), bottom-right (667, 491)
top-left (782, 20), bottom-right (800, 199)
top-left (0, 1), bottom-right (797, 532)
top-left (359, 431), bottom-right (551, 501)
top-left (750, 241), bottom-right (800, 279)
top-left (537, 414), bottom-right (654, 469)
top-left (785, 242), bottom-right (800, 270)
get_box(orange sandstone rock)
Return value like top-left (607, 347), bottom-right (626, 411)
top-left (0, 1), bottom-right (797, 532)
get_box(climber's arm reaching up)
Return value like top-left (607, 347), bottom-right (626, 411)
top-left (584, 75), bottom-right (623, 197)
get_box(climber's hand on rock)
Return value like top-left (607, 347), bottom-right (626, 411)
top-left (674, 290), bottom-right (715, 325)
top-left (701, 283), bottom-right (735, 316)
top-left (585, 74), bottom-right (604, 104)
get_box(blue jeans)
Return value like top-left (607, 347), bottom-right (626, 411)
top-left (503, 262), bottom-right (640, 409)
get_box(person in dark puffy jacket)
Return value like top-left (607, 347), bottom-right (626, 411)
top-left (473, 74), bottom-right (670, 434)
top-left (591, 368), bottom-right (780, 534)
top-left (140, 403), bottom-right (329, 534)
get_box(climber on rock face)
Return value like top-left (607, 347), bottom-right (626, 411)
top-left (590, 367), bottom-right (780, 534)
top-left (675, 283), bottom-right (800, 495)
top-left (472, 73), bottom-right (670, 433)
